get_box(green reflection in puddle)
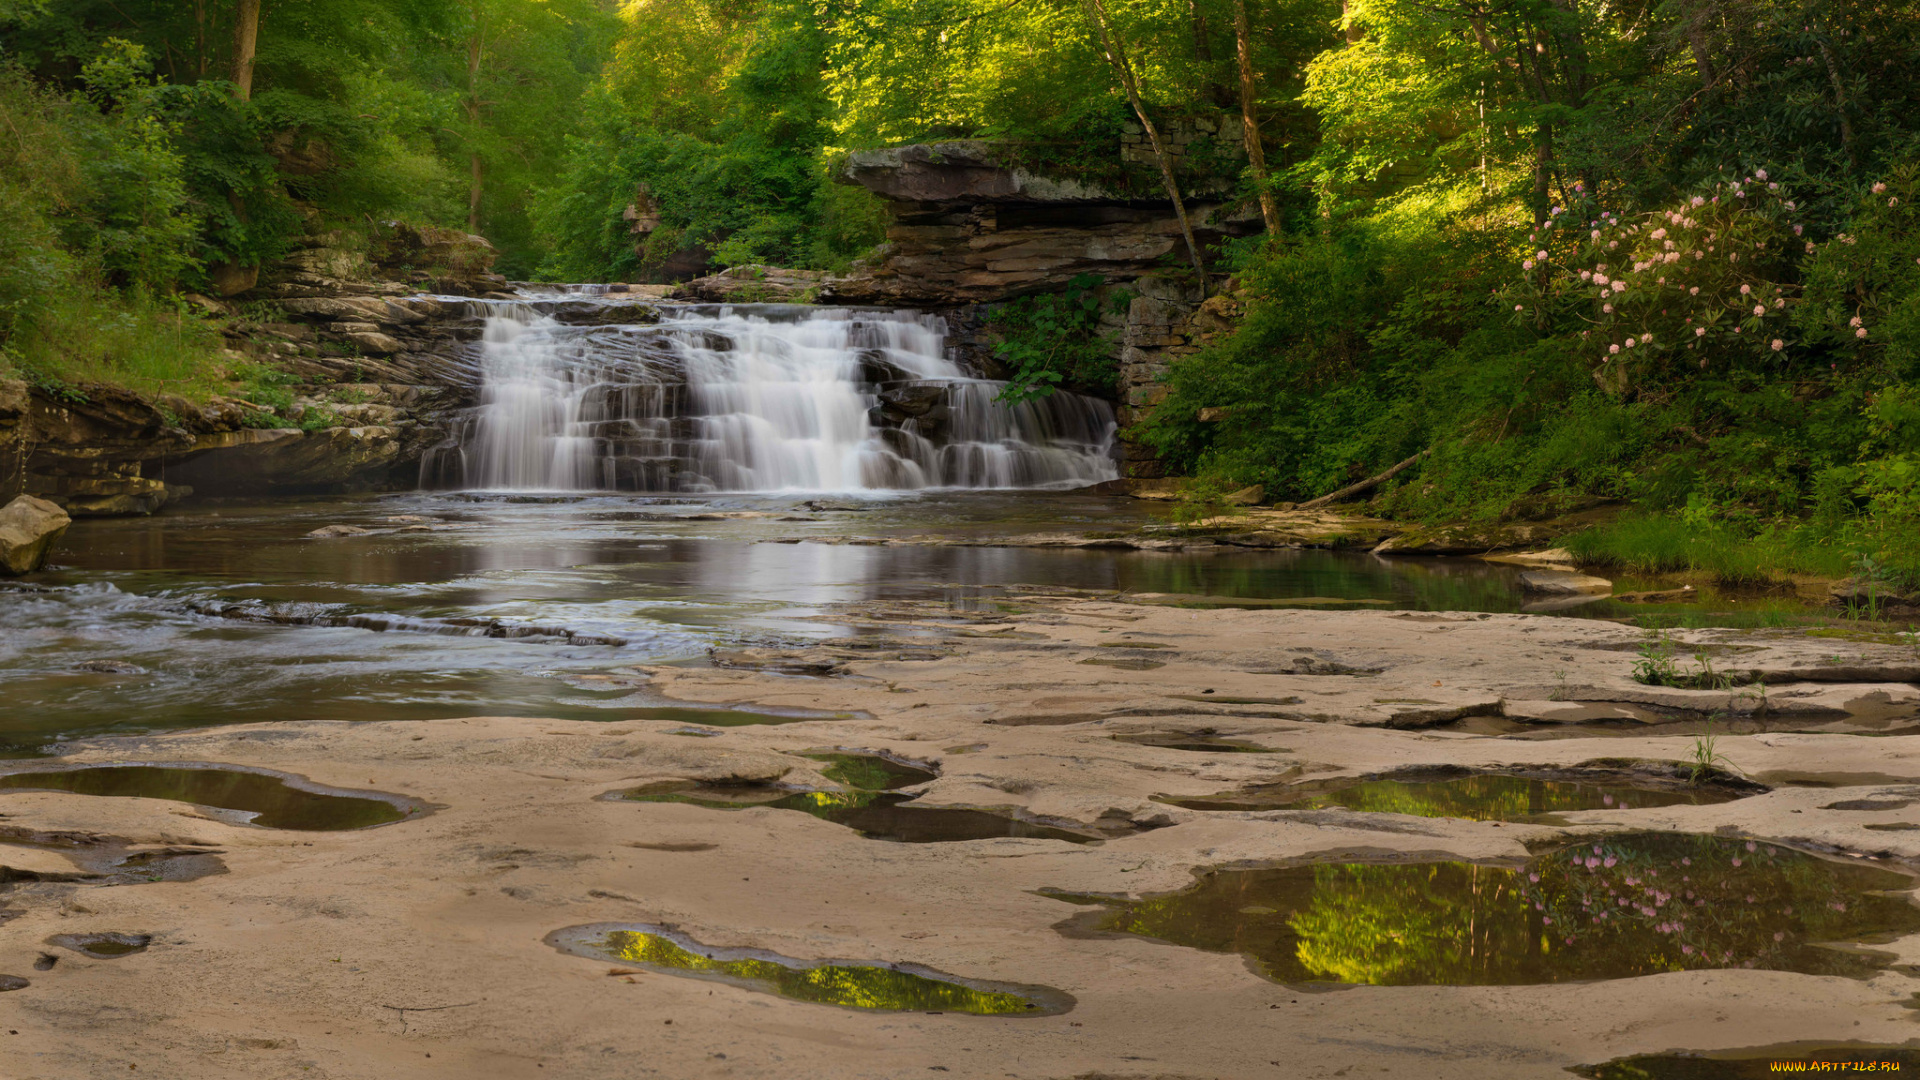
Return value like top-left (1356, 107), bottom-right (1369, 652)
top-left (1055, 833), bottom-right (1920, 984)
top-left (1160, 773), bottom-right (1741, 819)
top-left (803, 752), bottom-right (936, 790)
top-left (547, 924), bottom-right (1070, 1015)
top-left (616, 781), bottom-right (1096, 844)
top-left (1573, 1044), bottom-right (1920, 1079)
top-left (0, 766), bottom-right (409, 830)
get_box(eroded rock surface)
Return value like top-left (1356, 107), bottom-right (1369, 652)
top-left (3, 604), bottom-right (1920, 1076)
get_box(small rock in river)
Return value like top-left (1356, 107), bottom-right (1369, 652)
top-left (306, 525), bottom-right (372, 538)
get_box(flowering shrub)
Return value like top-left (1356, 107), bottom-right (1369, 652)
top-left (1800, 166), bottom-right (1920, 377)
top-left (1506, 174), bottom-right (1808, 393)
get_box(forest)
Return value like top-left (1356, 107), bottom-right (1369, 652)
top-left (2, 0), bottom-right (1918, 585)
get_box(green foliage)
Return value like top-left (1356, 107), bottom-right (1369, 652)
top-left (988, 274), bottom-right (1125, 402)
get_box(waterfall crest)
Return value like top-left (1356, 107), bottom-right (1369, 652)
top-left (423, 301), bottom-right (1119, 493)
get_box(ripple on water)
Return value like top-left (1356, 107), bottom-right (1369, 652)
top-left (545, 923), bottom-right (1072, 1015)
top-left (1050, 833), bottom-right (1920, 985)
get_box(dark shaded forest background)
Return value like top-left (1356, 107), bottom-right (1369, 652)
top-left (2, 0), bottom-right (1917, 584)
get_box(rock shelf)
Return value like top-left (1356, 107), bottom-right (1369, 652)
top-left (2, 601), bottom-right (1919, 1076)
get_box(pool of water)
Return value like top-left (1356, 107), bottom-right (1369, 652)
top-left (0, 490), bottom-right (1774, 751)
top-left (1156, 770), bottom-right (1748, 819)
top-left (1574, 1044), bottom-right (1920, 1079)
top-left (1052, 833), bottom-right (1920, 985)
top-left (0, 764), bottom-right (415, 829)
top-left (546, 923), bottom-right (1072, 1015)
top-left (611, 779), bottom-right (1101, 844)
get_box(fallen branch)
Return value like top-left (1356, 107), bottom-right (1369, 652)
top-left (1299, 449), bottom-right (1431, 509)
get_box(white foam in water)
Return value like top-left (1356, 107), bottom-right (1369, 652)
top-left (426, 303), bottom-right (1119, 492)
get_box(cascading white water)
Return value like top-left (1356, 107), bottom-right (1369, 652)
top-left (423, 300), bottom-right (1120, 493)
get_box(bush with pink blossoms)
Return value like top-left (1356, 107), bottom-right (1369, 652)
top-left (1505, 174), bottom-right (1806, 394)
top-left (1799, 165), bottom-right (1920, 378)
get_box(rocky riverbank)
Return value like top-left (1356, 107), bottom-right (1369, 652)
top-left (3, 600), bottom-right (1919, 1077)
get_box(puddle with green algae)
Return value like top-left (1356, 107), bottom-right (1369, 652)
top-left (1112, 732), bottom-right (1282, 754)
top-left (0, 765), bottom-right (415, 830)
top-left (609, 767), bottom-right (1101, 844)
top-left (802, 751), bottom-right (937, 790)
top-left (1155, 770), bottom-right (1746, 820)
top-left (48, 933), bottom-right (150, 958)
top-left (1050, 833), bottom-right (1920, 985)
top-left (545, 923), bottom-right (1072, 1015)
top-left (1572, 1043), bottom-right (1920, 1079)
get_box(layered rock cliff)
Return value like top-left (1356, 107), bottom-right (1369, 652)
top-left (0, 225), bottom-right (504, 515)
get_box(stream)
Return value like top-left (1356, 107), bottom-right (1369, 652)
top-left (0, 491), bottom-right (1558, 752)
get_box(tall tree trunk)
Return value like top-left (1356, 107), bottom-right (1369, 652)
top-left (1188, 0), bottom-right (1212, 63)
top-left (195, 0), bottom-right (209, 80)
top-left (465, 8), bottom-right (486, 233)
top-left (230, 0), bottom-right (261, 100)
top-left (1081, 0), bottom-right (1208, 293)
top-left (1231, 0), bottom-right (1279, 235)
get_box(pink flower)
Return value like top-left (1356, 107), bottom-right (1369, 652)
top-left (1740, 284), bottom-right (1751, 295)
top-left (1849, 315), bottom-right (1863, 327)
top-left (1515, 304), bottom-right (1524, 311)
top-left (1754, 304), bottom-right (1766, 316)
top-left (1696, 327), bottom-right (1706, 337)
top-left (1746, 841), bottom-right (1756, 852)
top-left (1609, 344), bottom-right (1620, 354)
top-left (1537, 250), bottom-right (1548, 260)
top-left (1523, 259), bottom-right (1535, 270)
top-left (1857, 327), bottom-right (1869, 339)
top-left (1691, 196), bottom-right (1706, 207)
top-left (1873, 182), bottom-right (1888, 194)
top-left (1771, 339), bottom-right (1784, 351)
top-left (1794, 224), bottom-right (1803, 235)
top-left (1689, 286), bottom-right (1700, 295)
top-left (1756, 168), bottom-right (1768, 180)
top-left (1591, 229), bottom-right (1602, 240)
top-left (1652, 228), bottom-right (1667, 239)
top-left (1731, 858), bottom-right (1742, 867)
top-left (1594, 273), bottom-right (1609, 285)
top-left (1603, 303), bottom-right (1614, 314)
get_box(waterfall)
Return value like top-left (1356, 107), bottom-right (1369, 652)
top-left (422, 301), bottom-right (1120, 493)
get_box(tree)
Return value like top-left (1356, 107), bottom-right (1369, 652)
top-left (1079, 0), bottom-right (1207, 289)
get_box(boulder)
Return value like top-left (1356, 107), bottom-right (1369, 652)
top-left (307, 524), bottom-right (371, 538)
top-left (372, 222), bottom-right (504, 296)
top-left (1518, 569), bottom-right (1614, 595)
top-left (675, 265), bottom-right (826, 304)
top-left (0, 495), bottom-right (71, 574)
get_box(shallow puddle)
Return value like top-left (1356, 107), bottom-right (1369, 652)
top-left (48, 933), bottom-right (150, 959)
top-left (802, 752), bottom-right (937, 790)
top-left (1156, 769), bottom-right (1746, 819)
top-left (1078, 657), bottom-right (1165, 670)
top-left (0, 765), bottom-right (415, 830)
top-left (1113, 732), bottom-right (1281, 754)
top-left (1573, 1044), bottom-right (1920, 1078)
top-left (612, 782), bottom-right (1099, 843)
top-left (1052, 833), bottom-right (1920, 985)
top-left (546, 923), bottom-right (1072, 1015)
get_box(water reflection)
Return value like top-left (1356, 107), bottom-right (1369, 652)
top-left (546, 923), bottom-right (1069, 1014)
top-left (0, 489), bottom-right (1701, 750)
top-left (614, 778), bottom-right (1098, 844)
top-left (0, 765), bottom-right (413, 829)
top-left (1159, 773), bottom-right (1744, 819)
top-left (1574, 1045), bottom-right (1920, 1079)
top-left (1058, 834), bottom-right (1920, 984)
